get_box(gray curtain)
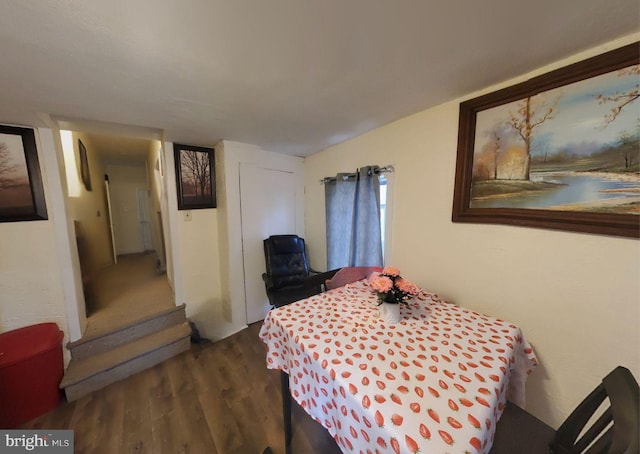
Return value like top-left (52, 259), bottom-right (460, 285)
top-left (325, 166), bottom-right (383, 269)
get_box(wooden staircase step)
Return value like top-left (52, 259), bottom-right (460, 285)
top-left (67, 303), bottom-right (187, 360)
top-left (61, 322), bottom-right (191, 402)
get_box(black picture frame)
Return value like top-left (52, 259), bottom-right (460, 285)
top-left (452, 42), bottom-right (639, 239)
top-left (78, 139), bottom-right (92, 191)
top-left (173, 143), bottom-right (216, 210)
top-left (0, 124), bottom-right (48, 222)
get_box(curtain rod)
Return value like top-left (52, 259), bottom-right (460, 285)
top-left (319, 165), bottom-right (395, 184)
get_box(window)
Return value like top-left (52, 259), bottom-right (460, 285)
top-left (324, 166), bottom-right (383, 268)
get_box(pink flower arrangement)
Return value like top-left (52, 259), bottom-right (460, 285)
top-left (369, 266), bottom-right (420, 305)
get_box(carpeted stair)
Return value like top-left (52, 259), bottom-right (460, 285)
top-left (60, 304), bottom-right (191, 402)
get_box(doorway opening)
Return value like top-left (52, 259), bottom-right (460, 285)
top-left (60, 129), bottom-right (173, 338)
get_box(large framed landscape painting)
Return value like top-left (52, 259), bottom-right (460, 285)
top-left (0, 125), bottom-right (48, 222)
top-left (173, 143), bottom-right (216, 210)
top-left (452, 43), bottom-right (639, 238)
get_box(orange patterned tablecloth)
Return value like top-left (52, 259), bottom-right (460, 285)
top-left (259, 280), bottom-right (538, 454)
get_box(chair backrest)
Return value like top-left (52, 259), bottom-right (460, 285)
top-left (325, 266), bottom-right (383, 290)
top-left (263, 235), bottom-right (311, 289)
top-left (552, 366), bottom-right (639, 454)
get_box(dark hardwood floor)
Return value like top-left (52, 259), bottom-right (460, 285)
top-left (22, 322), bottom-right (342, 454)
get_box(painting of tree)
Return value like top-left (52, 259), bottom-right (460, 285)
top-left (453, 42), bottom-right (639, 238)
top-left (173, 144), bottom-right (216, 210)
top-left (0, 125), bottom-right (48, 222)
top-left (470, 61), bottom-right (639, 214)
top-left (181, 150), bottom-right (211, 199)
top-left (597, 66), bottom-right (640, 126)
top-left (0, 135), bottom-right (33, 215)
top-left (507, 95), bottom-right (559, 180)
top-left (0, 142), bottom-right (18, 187)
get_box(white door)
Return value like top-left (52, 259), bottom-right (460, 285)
top-left (107, 164), bottom-right (146, 255)
top-left (240, 163), bottom-right (296, 324)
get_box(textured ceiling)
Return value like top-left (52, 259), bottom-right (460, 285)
top-left (0, 1), bottom-right (638, 157)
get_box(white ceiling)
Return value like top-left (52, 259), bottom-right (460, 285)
top-left (84, 133), bottom-right (155, 165)
top-left (0, 1), bottom-right (638, 157)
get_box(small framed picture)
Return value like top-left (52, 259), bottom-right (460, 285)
top-left (173, 143), bottom-right (216, 210)
top-left (78, 139), bottom-right (92, 191)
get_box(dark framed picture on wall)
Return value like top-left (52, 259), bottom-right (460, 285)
top-left (0, 124), bottom-right (48, 222)
top-left (452, 42), bottom-right (639, 238)
top-left (173, 143), bottom-right (216, 210)
top-left (78, 139), bottom-right (92, 191)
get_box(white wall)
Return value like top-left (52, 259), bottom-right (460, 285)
top-left (175, 205), bottom-right (223, 338)
top-left (303, 34), bottom-right (640, 428)
top-left (0, 221), bottom-right (68, 343)
top-left (0, 126), bottom-right (82, 365)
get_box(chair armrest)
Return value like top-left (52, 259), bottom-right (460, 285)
top-left (291, 269), bottom-right (341, 299)
top-left (262, 273), bottom-right (274, 290)
top-left (305, 268), bottom-right (341, 287)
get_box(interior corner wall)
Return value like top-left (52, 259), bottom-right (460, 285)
top-left (303, 34), bottom-right (640, 429)
top-left (0, 126), bottom-right (80, 365)
top-left (158, 140), bottom-right (175, 294)
top-left (213, 141), bottom-right (233, 324)
top-left (146, 141), bottom-right (166, 270)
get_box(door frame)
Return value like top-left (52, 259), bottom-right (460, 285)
top-left (239, 163), bottom-right (297, 324)
top-left (53, 119), bottom-right (165, 341)
top-left (219, 142), bottom-right (306, 330)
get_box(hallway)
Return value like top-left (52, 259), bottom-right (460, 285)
top-left (83, 253), bottom-right (174, 340)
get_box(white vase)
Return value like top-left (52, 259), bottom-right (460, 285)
top-left (379, 302), bottom-right (402, 324)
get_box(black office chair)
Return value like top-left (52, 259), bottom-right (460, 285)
top-left (262, 235), bottom-right (339, 308)
top-left (491, 365), bottom-right (639, 454)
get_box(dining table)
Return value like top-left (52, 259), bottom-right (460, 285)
top-left (259, 279), bottom-right (538, 454)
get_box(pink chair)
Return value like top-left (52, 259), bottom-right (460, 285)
top-left (325, 266), bottom-right (383, 290)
